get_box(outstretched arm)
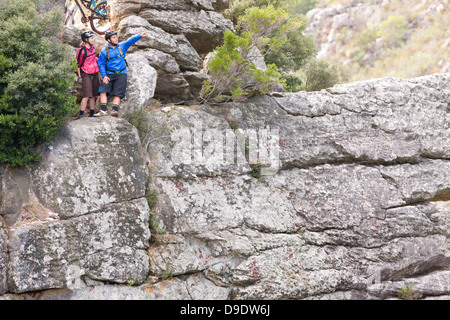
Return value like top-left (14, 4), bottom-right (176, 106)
top-left (119, 32), bottom-right (147, 52)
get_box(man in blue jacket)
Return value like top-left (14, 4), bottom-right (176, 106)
top-left (96, 30), bottom-right (147, 117)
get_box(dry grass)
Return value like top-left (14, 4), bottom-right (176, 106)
top-left (314, 0), bottom-right (449, 83)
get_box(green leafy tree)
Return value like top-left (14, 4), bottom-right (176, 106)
top-left (221, 1), bottom-right (338, 93)
top-left (201, 5), bottom-right (300, 102)
top-left (302, 57), bottom-right (341, 92)
top-left (224, 0), bottom-right (303, 24)
top-left (200, 30), bottom-right (283, 102)
top-left (264, 14), bottom-right (318, 72)
top-left (237, 4), bottom-right (302, 54)
top-left (225, 0), bottom-right (317, 73)
top-left (378, 15), bottom-right (408, 48)
top-left (291, 0), bottom-right (317, 15)
top-left (0, 0), bottom-right (76, 167)
top-left (282, 73), bottom-right (303, 92)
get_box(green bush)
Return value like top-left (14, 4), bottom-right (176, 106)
top-left (397, 285), bottom-right (419, 300)
top-left (291, 0), bottom-right (317, 15)
top-left (282, 73), bottom-right (303, 92)
top-left (355, 28), bottom-right (378, 50)
top-left (201, 6), bottom-right (297, 103)
top-left (224, 0), bottom-right (304, 24)
top-left (221, 2), bottom-right (337, 94)
top-left (379, 15), bottom-right (408, 48)
top-left (263, 14), bottom-right (318, 73)
top-left (200, 30), bottom-right (283, 102)
top-left (237, 5), bottom-right (301, 52)
top-left (234, 3), bottom-right (316, 72)
top-left (301, 57), bottom-right (341, 92)
top-left (0, 114), bottom-right (63, 167)
top-left (0, 0), bottom-right (76, 167)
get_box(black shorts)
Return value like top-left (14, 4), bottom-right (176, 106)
top-left (99, 73), bottom-right (127, 98)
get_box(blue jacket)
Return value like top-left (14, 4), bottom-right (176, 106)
top-left (98, 33), bottom-right (142, 78)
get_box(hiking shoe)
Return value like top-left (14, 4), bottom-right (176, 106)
top-left (93, 110), bottom-right (108, 117)
top-left (111, 110), bottom-right (119, 117)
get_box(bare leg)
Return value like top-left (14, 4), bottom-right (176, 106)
top-left (77, 97), bottom-right (89, 119)
top-left (80, 97), bottom-right (89, 111)
top-left (112, 96), bottom-right (121, 106)
top-left (100, 92), bottom-right (107, 105)
top-left (93, 92), bottom-right (108, 117)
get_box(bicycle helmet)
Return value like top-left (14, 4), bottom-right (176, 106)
top-left (81, 31), bottom-right (95, 42)
top-left (105, 30), bottom-right (118, 42)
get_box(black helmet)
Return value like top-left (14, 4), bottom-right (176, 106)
top-left (81, 31), bottom-right (95, 42)
top-left (105, 30), bottom-right (118, 42)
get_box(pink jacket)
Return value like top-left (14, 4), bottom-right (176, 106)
top-left (76, 44), bottom-right (99, 75)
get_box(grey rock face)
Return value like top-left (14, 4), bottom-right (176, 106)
top-left (8, 198), bottom-right (150, 293)
top-left (109, 0), bottom-right (232, 54)
top-left (139, 9), bottom-right (232, 55)
top-left (0, 218), bottom-right (7, 295)
top-left (0, 167), bottom-right (30, 226)
top-left (32, 118), bottom-right (148, 219)
top-left (1, 73), bottom-right (449, 299)
top-left (121, 53), bottom-right (158, 117)
top-left (1, 117), bottom-right (150, 294)
top-left (107, 0), bottom-right (233, 102)
top-left (142, 73), bottom-right (450, 300)
top-left (118, 15), bottom-right (203, 100)
top-left (200, 74), bottom-right (449, 169)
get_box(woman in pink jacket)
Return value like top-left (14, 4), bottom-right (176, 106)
top-left (76, 31), bottom-right (100, 118)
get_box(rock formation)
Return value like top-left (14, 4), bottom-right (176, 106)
top-left (1, 0), bottom-right (449, 301)
top-left (106, 0), bottom-right (231, 103)
top-left (1, 118), bottom-right (150, 294)
top-left (143, 72), bottom-right (450, 300)
top-left (1, 72), bottom-right (449, 300)
top-left (110, 0), bottom-right (233, 102)
top-left (305, 0), bottom-right (450, 78)
top-left (62, 0), bottom-right (233, 105)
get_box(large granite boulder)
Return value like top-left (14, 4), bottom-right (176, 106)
top-left (1, 73), bottom-right (449, 300)
top-left (142, 73), bottom-right (450, 300)
top-left (8, 198), bottom-right (150, 293)
top-left (0, 117), bottom-right (151, 294)
top-left (108, 0), bottom-right (233, 102)
top-left (108, 0), bottom-right (232, 55)
top-left (31, 118), bottom-right (148, 218)
top-left (62, 0), bottom-right (233, 104)
top-left (120, 53), bottom-right (158, 117)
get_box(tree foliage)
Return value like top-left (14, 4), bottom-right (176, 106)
top-left (201, 5), bottom-right (298, 102)
top-left (378, 15), bottom-right (408, 48)
top-left (227, 1), bottom-right (318, 73)
top-left (203, 0), bottom-right (340, 100)
top-left (200, 29), bottom-right (282, 103)
top-left (0, 0), bottom-right (76, 166)
top-left (302, 57), bottom-right (341, 92)
top-left (224, 0), bottom-right (303, 24)
top-left (264, 14), bottom-right (317, 72)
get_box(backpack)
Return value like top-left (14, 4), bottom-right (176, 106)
top-left (105, 45), bottom-right (128, 74)
top-left (76, 46), bottom-right (96, 68)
